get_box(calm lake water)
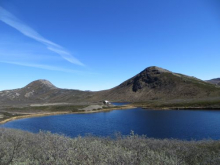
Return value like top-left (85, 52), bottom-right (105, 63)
top-left (2, 107), bottom-right (220, 140)
top-left (111, 102), bottom-right (130, 106)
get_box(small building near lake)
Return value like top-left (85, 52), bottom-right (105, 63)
top-left (103, 100), bottom-right (111, 105)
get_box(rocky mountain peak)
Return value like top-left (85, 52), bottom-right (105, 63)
top-left (117, 66), bottom-right (173, 92)
top-left (24, 79), bottom-right (57, 90)
top-left (144, 66), bottom-right (171, 74)
top-left (130, 66), bottom-right (172, 92)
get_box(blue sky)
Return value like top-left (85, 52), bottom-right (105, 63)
top-left (0, 0), bottom-right (220, 91)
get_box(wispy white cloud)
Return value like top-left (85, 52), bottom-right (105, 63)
top-left (0, 61), bottom-right (81, 73)
top-left (47, 47), bottom-right (84, 66)
top-left (0, 6), bottom-right (84, 66)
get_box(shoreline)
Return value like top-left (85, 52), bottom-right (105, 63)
top-left (1, 105), bottom-right (220, 125)
top-left (141, 107), bottom-right (220, 110)
top-left (0, 105), bottom-right (136, 125)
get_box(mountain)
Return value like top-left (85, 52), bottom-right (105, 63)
top-left (206, 78), bottom-right (220, 86)
top-left (0, 79), bottom-right (94, 105)
top-left (0, 67), bottom-right (220, 105)
top-left (24, 79), bottom-right (57, 90)
top-left (92, 66), bottom-right (220, 102)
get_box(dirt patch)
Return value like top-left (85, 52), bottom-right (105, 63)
top-left (30, 103), bottom-right (71, 107)
top-left (80, 105), bottom-right (103, 111)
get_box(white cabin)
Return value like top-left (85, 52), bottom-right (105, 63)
top-left (103, 100), bottom-right (111, 105)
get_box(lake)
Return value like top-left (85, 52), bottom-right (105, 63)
top-left (2, 107), bottom-right (220, 140)
top-left (111, 102), bottom-right (130, 106)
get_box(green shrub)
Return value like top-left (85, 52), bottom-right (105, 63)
top-left (0, 128), bottom-right (220, 164)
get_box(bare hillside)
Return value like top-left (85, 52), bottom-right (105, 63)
top-left (0, 67), bottom-right (220, 105)
top-left (92, 66), bottom-right (220, 102)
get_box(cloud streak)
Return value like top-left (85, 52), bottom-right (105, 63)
top-left (0, 6), bottom-right (84, 66)
top-left (0, 61), bottom-right (81, 73)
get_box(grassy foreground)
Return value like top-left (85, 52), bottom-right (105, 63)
top-left (0, 128), bottom-right (220, 165)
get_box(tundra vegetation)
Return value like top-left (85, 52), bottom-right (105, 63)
top-left (133, 98), bottom-right (220, 110)
top-left (0, 128), bottom-right (220, 165)
top-left (0, 105), bottom-right (86, 124)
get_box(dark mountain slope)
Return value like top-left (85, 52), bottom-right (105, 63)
top-left (93, 66), bottom-right (220, 102)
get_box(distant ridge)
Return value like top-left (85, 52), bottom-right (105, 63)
top-left (0, 66), bottom-right (220, 105)
top-left (206, 78), bottom-right (220, 86)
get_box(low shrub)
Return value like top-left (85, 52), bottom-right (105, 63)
top-left (0, 128), bottom-right (220, 164)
